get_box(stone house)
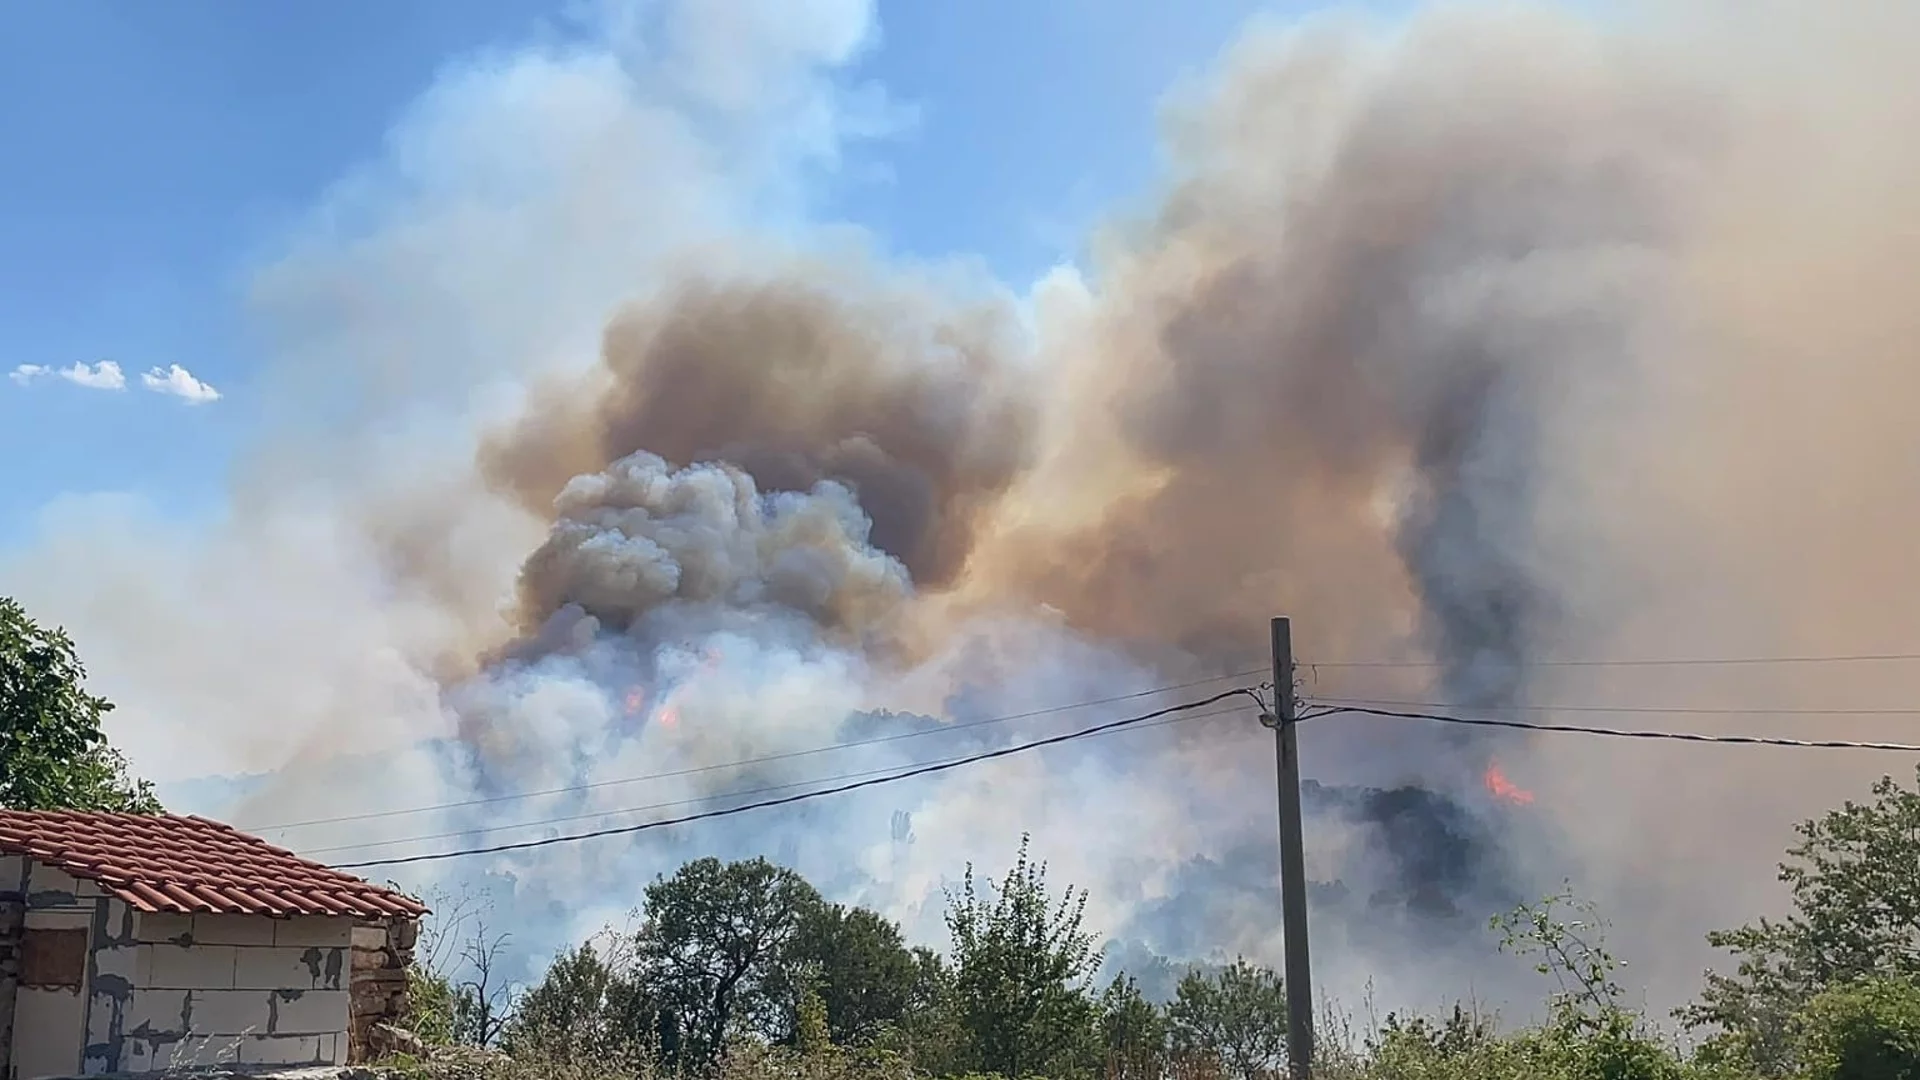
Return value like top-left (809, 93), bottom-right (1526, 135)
top-left (0, 810), bottom-right (429, 1079)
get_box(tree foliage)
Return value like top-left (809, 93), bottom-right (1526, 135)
top-left (1493, 886), bottom-right (1628, 1028)
top-left (1684, 768), bottom-right (1920, 1073)
top-left (385, 768), bottom-right (1920, 1080)
top-left (1166, 959), bottom-right (1289, 1079)
top-left (1096, 975), bottom-right (1166, 1079)
top-left (782, 901), bottom-right (923, 1047)
top-left (506, 941), bottom-right (660, 1065)
top-left (944, 834), bottom-right (1103, 1079)
top-left (636, 856), bottom-right (824, 1071)
top-left (1791, 976), bottom-right (1920, 1080)
top-left (0, 596), bottom-right (159, 813)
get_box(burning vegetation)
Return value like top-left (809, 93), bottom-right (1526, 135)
top-left (1484, 762), bottom-right (1536, 806)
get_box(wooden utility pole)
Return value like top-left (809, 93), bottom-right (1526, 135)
top-left (1269, 616), bottom-right (1315, 1078)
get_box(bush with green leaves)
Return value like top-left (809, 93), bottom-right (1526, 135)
top-left (1098, 974), bottom-right (1168, 1079)
top-left (1684, 767), bottom-right (1920, 1075)
top-left (1791, 976), bottom-right (1920, 1080)
top-left (944, 834), bottom-right (1104, 1079)
top-left (1166, 959), bottom-right (1288, 1079)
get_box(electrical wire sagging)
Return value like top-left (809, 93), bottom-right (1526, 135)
top-left (327, 687), bottom-right (1260, 871)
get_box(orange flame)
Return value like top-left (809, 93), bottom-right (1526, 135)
top-left (1484, 761), bottom-right (1535, 805)
top-left (623, 687), bottom-right (648, 717)
top-left (659, 704), bottom-right (681, 729)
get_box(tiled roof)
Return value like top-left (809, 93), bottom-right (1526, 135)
top-left (0, 811), bottom-right (428, 920)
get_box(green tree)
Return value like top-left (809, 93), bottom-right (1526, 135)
top-left (1792, 975), bottom-right (1920, 1080)
top-left (1166, 959), bottom-right (1288, 1078)
top-left (874, 947), bottom-right (967, 1075)
top-left (794, 985), bottom-right (833, 1058)
top-left (1683, 768), bottom-right (1920, 1074)
top-left (1789, 972), bottom-right (1920, 1076)
top-left (944, 834), bottom-right (1103, 1079)
top-left (1097, 974), bottom-right (1166, 1080)
top-left (506, 941), bottom-right (659, 1064)
top-left (634, 856), bottom-right (823, 1071)
top-left (1367, 1005), bottom-right (1498, 1067)
top-left (783, 902), bottom-right (921, 1046)
top-left (0, 597), bottom-right (158, 813)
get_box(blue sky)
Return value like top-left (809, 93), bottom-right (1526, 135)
top-left (0, 0), bottom-right (1405, 542)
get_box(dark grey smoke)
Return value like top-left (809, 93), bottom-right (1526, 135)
top-left (1103, 776), bottom-right (1544, 1007)
top-left (1398, 369), bottom-right (1546, 723)
top-left (1303, 779), bottom-right (1526, 925)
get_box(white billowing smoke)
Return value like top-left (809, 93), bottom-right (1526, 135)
top-left (7, 0), bottom-right (1920, 1022)
top-left (518, 454), bottom-right (912, 647)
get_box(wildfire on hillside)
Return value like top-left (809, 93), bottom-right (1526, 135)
top-left (1483, 761), bottom-right (1535, 806)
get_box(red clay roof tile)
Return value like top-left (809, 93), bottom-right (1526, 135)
top-left (0, 810), bottom-right (427, 920)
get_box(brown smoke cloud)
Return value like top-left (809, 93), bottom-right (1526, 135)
top-left (480, 4), bottom-right (1704, 719)
top-left (955, 8), bottom-right (1711, 684)
top-left (481, 259), bottom-right (1038, 635)
top-left (451, 0), bottom-right (1920, 1005)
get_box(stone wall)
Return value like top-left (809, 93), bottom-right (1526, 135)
top-left (346, 918), bottom-right (417, 1064)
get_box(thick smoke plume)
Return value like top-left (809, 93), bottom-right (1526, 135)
top-left (515, 454), bottom-right (910, 647)
top-left (8, 0), bottom-right (1920, 1021)
top-left (484, 269), bottom-right (1037, 605)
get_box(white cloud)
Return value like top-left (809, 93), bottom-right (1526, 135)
top-left (140, 364), bottom-right (221, 404)
top-left (9, 360), bottom-right (126, 390)
top-left (9, 359), bottom-right (218, 401)
top-left (62, 360), bottom-right (125, 390)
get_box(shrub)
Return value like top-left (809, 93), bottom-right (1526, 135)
top-left (1793, 976), bottom-right (1920, 1080)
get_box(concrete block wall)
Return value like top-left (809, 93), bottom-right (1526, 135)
top-left (98, 909), bottom-right (354, 1074)
top-left (0, 856), bottom-right (369, 1078)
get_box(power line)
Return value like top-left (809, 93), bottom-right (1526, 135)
top-left (248, 667), bottom-right (1264, 834)
top-left (304, 702), bottom-right (1254, 860)
top-left (328, 687), bottom-right (1261, 870)
top-left (1310, 695), bottom-right (1920, 717)
top-left (251, 651), bottom-right (1920, 832)
top-left (1311, 704), bottom-right (1920, 752)
top-left (1300, 651), bottom-right (1920, 670)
